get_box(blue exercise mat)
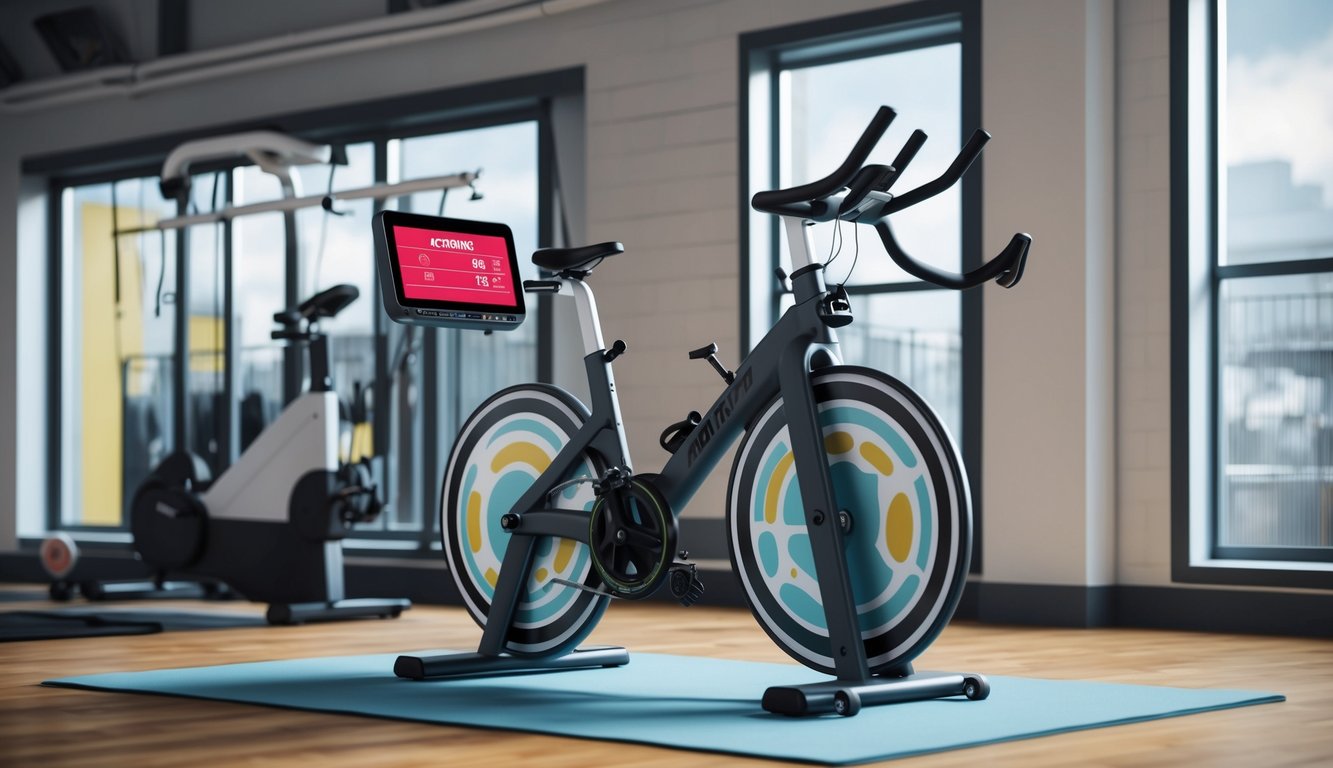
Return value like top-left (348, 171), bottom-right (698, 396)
top-left (44, 652), bottom-right (1282, 764)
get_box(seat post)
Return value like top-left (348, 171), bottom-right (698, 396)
top-left (782, 216), bottom-right (820, 272)
top-left (308, 331), bottom-right (332, 392)
top-left (558, 277), bottom-right (606, 357)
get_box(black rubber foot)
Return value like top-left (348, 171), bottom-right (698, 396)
top-left (763, 671), bottom-right (990, 717)
top-left (393, 646), bottom-right (630, 680)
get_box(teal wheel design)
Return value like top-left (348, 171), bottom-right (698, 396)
top-left (441, 384), bottom-right (607, 657)
top-left (726, 366), bottom-right (971, 675)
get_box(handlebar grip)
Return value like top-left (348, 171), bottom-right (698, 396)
top-left (876, 217), bottom-right (1032, 291)
top-left (751, 106), bottom-right (896, 212)
top-left (885, 129), bottom-right (928, 188)
top-left (882, 129), bottom-right (990, 215)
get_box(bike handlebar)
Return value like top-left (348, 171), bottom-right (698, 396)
top-left (750, 105), bottom-right (896, 217)
top-left (750, 106), bottom-right (1032, 291)
top-left (879, 129), bottom-right (989, 216)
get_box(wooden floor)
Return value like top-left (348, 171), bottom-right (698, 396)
top-left (1, 586), bottom-right (1329, 767)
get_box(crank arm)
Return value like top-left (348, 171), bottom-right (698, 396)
top-left (550, 577), bottom-right (623, 600)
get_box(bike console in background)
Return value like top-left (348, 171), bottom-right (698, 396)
top-left (373, 210), bottom-right (526, 331)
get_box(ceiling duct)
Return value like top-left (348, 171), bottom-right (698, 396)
top-left (1, 0), bottom-right (612, 113)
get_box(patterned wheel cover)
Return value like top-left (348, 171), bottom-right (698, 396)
top-left (728, 367), bottom-right (970, 674)
top-left (441, 385), bottom-right (607, 657)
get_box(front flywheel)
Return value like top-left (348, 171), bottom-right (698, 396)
top-left (588, 474), bottom-right (676, 599)
top-left (727, 366), bottom-right (971, 676)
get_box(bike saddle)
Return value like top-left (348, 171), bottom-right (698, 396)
top-left (298, 283), bottom-right (360, 319)
top-left (532, 241), bottom-right (624, 273)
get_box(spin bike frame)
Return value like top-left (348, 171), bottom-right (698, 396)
top-left (399, 105), bottom-right (1029, 716)
top-left (398, 225), bottom-right (889, 713)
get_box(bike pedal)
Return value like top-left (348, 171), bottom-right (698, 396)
top-left (668, 562), bottom-right (705, 607)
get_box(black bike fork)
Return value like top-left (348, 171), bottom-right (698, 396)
top-left (777, 336), bottom-right (872, 683)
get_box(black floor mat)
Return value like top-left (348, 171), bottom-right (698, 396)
top-left (0, 590), bottom-right (49, 602)
top-left (0, 609), bottom-right (267, 641)
top-left (0, 611), bottom-right (161, 641)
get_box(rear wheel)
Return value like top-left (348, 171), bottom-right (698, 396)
top-left (727, 366), bottom-right (971, 675)
top-left (441, 384), bottom-right (607, 657)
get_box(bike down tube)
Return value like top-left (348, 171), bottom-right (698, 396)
top-left (654, 218), bottom-right (833, 510)
top-left (776, 332), bottom-right (871, 683)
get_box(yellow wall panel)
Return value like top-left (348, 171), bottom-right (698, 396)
top-left (78, 203), bottom-right (151, 526)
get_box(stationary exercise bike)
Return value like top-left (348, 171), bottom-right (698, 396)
top-left (378, 106), bottom-right (1031, 715)
top-left (84, 285), bottom-right (411, 625)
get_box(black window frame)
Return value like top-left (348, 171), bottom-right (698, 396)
top-left (738, 0), bottom-right (984, 572)
top-left (31, 69), bottom-right (581, 556)
top-left (1169, 0), bottom-right (1333, 588)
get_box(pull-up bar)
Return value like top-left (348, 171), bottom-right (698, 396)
top-left (113, 171), bottom-right (480, 238)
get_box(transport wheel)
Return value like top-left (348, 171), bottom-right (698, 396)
top-left (727, 366), bottom-right (971, 676)
top-left (963, 675), bottom-right (990, 700)
top-left (833, 689), bottom-right (861, 717)
top-left (441, 384), bottom-right (608, 657)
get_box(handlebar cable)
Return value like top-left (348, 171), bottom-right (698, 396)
top-left (833, 220), bottom-right (862, 290)
top-left (824, 217), bottom-right (845, 271)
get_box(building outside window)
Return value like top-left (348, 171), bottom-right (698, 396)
top-left (1174, 0), bottom-right (1333, 580)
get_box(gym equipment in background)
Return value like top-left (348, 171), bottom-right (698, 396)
top-left (84, 284), bottom-right (410, 624)
top-left (380, 106), bottom-right (1031, 716)
top-left (67, 130), bottom-right (489, 622)
top-left (40, 534), bottom-right (79, 601)
top-left (44, 531), bottom-right (235, 603)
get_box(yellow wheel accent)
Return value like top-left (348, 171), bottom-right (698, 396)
top-left (790, 567), bottom-right (798, 579)
top-left (860, 441), bottom-right (895, 477)
top-left (763, 452), bottom-right (795, 524)
top-left (483, 567), bottom-right (498, 588)
top-left (886, 492), bottom-right (914, 563)
top-left (534, 567), bottom-right (549, 583)
top-left (466, 491), bottom-right (483, 553)
top-left (554, 538), bottom-right (576, 573)
top-left (824, 431), bottom-right (854, 454)
top-left (491, 441), bottom-right (551, 474)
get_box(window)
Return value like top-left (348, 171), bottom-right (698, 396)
top-left (46, 85), bottom-right (570, 550)
top-left (1173, 0), bottom-right (1333, 583)
top-left (741, 1), bottom-right (982, 566)
top-left (56, 175), bottom-right (178, 529)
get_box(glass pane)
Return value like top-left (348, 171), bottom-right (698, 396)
top-left (186, 172), bottom-right (229, 473)
top-left (295, 142), bottom-right (378, 483)
top-left (838, 291), bottom-right (962, 441)
top-left (782, 42), bottom-right (961, 285)
top-left (1217, 273), bottom-right (1333, 549)
top-left (62, 178), bottom-right (178, 527)
top-left (1223, 0), bottom-right (1333, 265)
top-left (232, 167), bottom-right (288, 450)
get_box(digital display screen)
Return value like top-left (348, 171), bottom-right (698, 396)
top-left (392, 225), bottom-right (517, 308)
top-left (374, 211), bottom-right (526, 331)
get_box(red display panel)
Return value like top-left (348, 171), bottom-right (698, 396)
top-left (391, 225), bottom-right (517, 308)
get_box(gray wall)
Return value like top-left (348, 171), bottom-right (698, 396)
top-left (0, 0), bottom-right (1315, 594)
